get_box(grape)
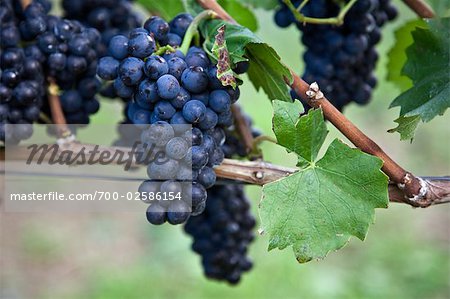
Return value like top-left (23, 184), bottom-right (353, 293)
top-left (135, 79), bottom-right (159, 109)
top-left (186, 145), bottom-right (207, 170)
top-left (60, 90), bottom-right (82, 113)
top-left (113, 77), bottom-right (133, 98)
top-left (209, 90), bottom-right (231, 113)
top-left (170, 87), bottom-right (191, 109)
top-left (169, 13), bottom-right (193, 38)
top-left (154, 101), bottom-right (176, 120)
top-left (146, 204), bottom-right (167, 225)
top-left (181, 66), bottom-right (208, 93)
top-left (165, 137), bottom-right (189, 160)
top-left (97, 56), bottom-right (119, 80)
top-left (198, 108), bottom-right (218, 130)
top-left (143, 16), bottom-right (169, 41)
top-left (156, 74), bottom-right (180, 99)
top-left (197, 167), bottom-right (216, 189)
top-left (182, 100), bottom-right (206, 124)
top-left (233, 61), bottom-right (250, 74)
top-left (108, 35), bottom-right (129, 60)
top-left (167, 57), bottom-right (187, 81)
top-left (274, 0), bottom-right (398, 110)
top-left (160, 180), bottom-right (182, 194)
top-left (147, 159), bottom-right (180, 180)
top-left (141, 121), bottom-right (175, 147)
top-left (185, 49), bottom-right (210, 69)
top-left (118, 57), bottom-right (144, 85)
top-left (127, 32), bottom-right (155, 58)
top-left (144, 55), bottom-right (169, 80)
top-left (167, 200), bottom-right (191, 225)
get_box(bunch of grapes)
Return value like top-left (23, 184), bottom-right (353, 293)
top-left (1, 0), bottom-right (102, 144)
top-left (97, 13), bottom-right (241, 225)
top-left (0, 0), bottom-right (46, 143)
top-left (20, 2), bottom-right (102, 125)
top-left (61, 0), bottom-right (142, 57)
top-left (183, 116), bottom-right (258, 284)
top-left (274, 0), bottom-right (398, 110)
top-left (184, 184), bottom-right (255, 284)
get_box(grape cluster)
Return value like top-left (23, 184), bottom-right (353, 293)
top-left (184, 184), bottom-right (255, 284)
top-left (274, 0), bottom-right (398, 110)
top-left (0, 0), bottom-right (46, 143)
top-left (97, 14), bottom-right (241, 225)
top-left (62, 0), bottom-right (142, 57)
top-left (1, 0), bottom-right (102, 144)
top-left (21, 2), bottom-right (102, 125)
top-left (183, 108), bottom-right (258, 284)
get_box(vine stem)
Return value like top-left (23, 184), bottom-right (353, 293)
top-left (1, 145), bottom-right (449, 207)
top-left (195, 0), bottom-right (429, 204)
top-left (283, 0), bottom-right (357, 25)
top-left (47, 79), bottom-right (73, 140)
top-left (19, 0), bottom-right (31, 9)
top-left (402, 0), bottom-right (435, 18)
top-left (231, 105), bottom-right (254, 154)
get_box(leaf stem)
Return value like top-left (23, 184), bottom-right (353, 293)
top-left (179, 10), bottom-right (218, 55)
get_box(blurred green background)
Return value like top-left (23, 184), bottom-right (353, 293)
top-left (1, 2), bottom-right (449, 299)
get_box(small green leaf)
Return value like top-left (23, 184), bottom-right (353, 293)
top-left (388, 115), bottom-right (421, 141)
top-left (138, 0), bottom-right (184, 20)
top-left (217, 0), bottom-right (258, 31)
top-left (212, 25), bottom-right (237, 88)
top-left (238, 0), bottom-right (278, 10)
top-left (387, 19), bottom-right (427, 91)
top-left (273, 101), bottom-right (327, 164)
top-left (201, 20), bottom-right (292, 101)
top-left (389, 18), bottom-right (450, 139)
top-left (260, 139), bottom-right (389, 263)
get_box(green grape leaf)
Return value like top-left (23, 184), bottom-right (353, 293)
top-left (137, 0), bottom-right (185, 20)
top-left (237, 0), bottom-right (278, 10)
top-left (272, 101), bottom-right (327, 165)
top-left (387, 115), bottom-right (421, 142)
top-left (212, 25), bottom-right (237, 88)
top-left (389, 18), bottom-right (450, 138)
top-left (260, 101), bottom-right (389, 263)
top-left (217, 0), bottom-right (258, 31)
top-left (201, 19), bottom-right (292, 101)
top-left (387, 19), bottom-right (427, 91)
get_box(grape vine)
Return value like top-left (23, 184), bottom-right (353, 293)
top-left (0, 0), bottom-right (448, 287)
